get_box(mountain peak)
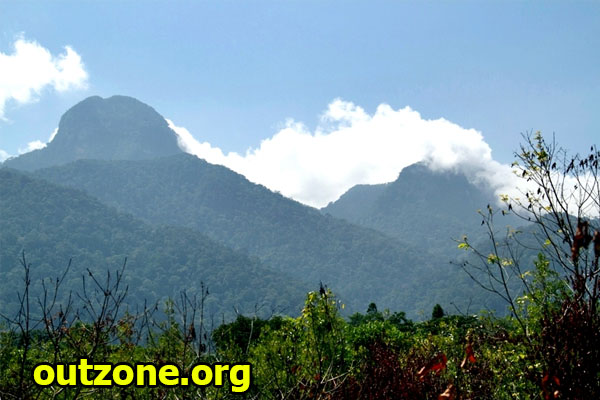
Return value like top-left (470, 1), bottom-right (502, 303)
top-left (3, 95), bottom-right (182, 171)
top-left (391, 162), bottom-right (473, 191)
top-left (322, 161), bottom-right (497, 252)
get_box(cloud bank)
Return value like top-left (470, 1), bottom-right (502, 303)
top-left (168, 99), bottom-right (520, 208)
top-left (0, 37), bottom-right (88, 119)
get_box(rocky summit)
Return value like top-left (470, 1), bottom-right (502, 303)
top-left (3, 95), bottom-right (182, 171)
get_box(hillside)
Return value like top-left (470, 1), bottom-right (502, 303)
top-left (0, 169), bottom-right (306, 318)
top-left (35, 155), bottom-right (509, 316)
top-left (33, 157), bottom-right (404, 311)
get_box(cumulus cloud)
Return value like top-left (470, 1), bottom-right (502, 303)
top-left (0, 37), bottom-right (88, 119)
top-left (1, 126), bottom-right (59, 162)
top-left (0, 149), bottom-right (10, 162)
top-left (18, 140), bottom-right (46, 154)
top-left (13, 127), bottom-right (59, 156)
top-left (168, 99), bottom-right (520, 208)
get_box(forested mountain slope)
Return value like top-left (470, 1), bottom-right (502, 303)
top-left (0, 169), bottom-right (306, 318)
top-left (34, 155), bottom-right (463, 315)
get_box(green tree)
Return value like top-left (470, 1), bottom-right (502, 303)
top-left (431, 304), bottom-right (445, 320)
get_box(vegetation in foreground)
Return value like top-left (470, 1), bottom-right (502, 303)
top-left (0, 265), bottom-right (596, 399)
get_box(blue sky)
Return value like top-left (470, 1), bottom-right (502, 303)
top-left (1, 1), bottom-right (599, 206)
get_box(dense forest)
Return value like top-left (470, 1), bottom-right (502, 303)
top-left (0, 169), bottom-right (307, 318)
top-left (33, 154), bottom-right (497, 315)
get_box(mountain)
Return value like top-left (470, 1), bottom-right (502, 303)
top-left (34, 155), bottom-right (461, 315)
top-left (5, 94), bottom-right (507, 316)
top-left (3, 95), bottom-right (182, 171)
top-left (0, 168), bottom-right (306, 318)
top-left (322, 163), bottom-right (504, 257)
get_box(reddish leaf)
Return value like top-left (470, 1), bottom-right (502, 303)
top-left (542, 373), bottom-right (561, 400)
top-left (417, 353), bottom-right (447, 381)
top-left (460, 342), bottom-right (476, 367)
top-left (466, 343), bottom-right (476, 363)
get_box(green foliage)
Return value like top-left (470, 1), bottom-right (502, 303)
top-left (515, 253), bottom-right (566, 333)
top-left (213, 314), bottom-right (285, 359)
top-left (431, 304), bottom-right (445, 319)
top-left (0, 169), bottom-right (306, 319)
top-left (222, 295), bottom-right (545, 399)
top-left (0, 272), bottom-right (591, 399)
top-left (246, 288), bottom-right (349, 398)
top-left (349, 303), bottom-right (414, 334)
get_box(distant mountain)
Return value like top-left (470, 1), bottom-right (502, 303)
top-left (0, 169), bottom-right (306, 318)
top-left (3, 95), bottom-right (182, 171)
top-left (322, 163), bottom-right (504, 256)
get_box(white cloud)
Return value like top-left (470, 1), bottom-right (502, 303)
top-left (0, 149), bottom-right (10, 162)
top-left (13, 127), bottom-right (59, 155)
top-left (48, 127), bottom-right (59, 142)
top-left (167, 99), bottom-right (521, 208)
top-left (1, 126), bottom-right (59, 162)
top-left (18, 140), bottom-right (46, 154)
top-left (0, 37), bottom-right (88, 119)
